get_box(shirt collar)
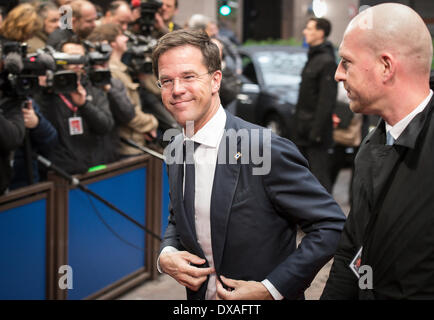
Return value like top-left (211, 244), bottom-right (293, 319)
top-left (183, 105), bottom-right (226, 148)
top-left (386, 89), bottom-right (433, 140)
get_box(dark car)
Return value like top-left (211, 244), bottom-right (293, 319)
top-left (232, 45), bottom-right (308, 138)
top-left (231, 45), bottom-right (357, 185)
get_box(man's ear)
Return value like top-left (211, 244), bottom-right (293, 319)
top-left (380, 52), bottom-right (396, 83)
top-left (211, 70), bottom-right (222, 93)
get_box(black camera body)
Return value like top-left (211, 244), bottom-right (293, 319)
top-left (122, 0), bottom-right (162, 78)
top-left (0, 41), bottom-right (79, 96)
top-left (83, 41), bottom-right (112, 87)
top-left (123, 31), bottom-right (157, 77)
top-left (0, 41), bottom-right (113, 98)
top-left (137, 0), bottom-right (163, 36)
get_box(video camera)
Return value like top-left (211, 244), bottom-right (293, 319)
top-left (82, 40), bottom-right (112, 87)
top-left (123, 30), bottom-right (157, 77)
top-left (134, 0), bottom-right (162, 36)
top-left (123, 0), bottom-right (162, 78)
top-left (0, 41), bottom-right (112, 98)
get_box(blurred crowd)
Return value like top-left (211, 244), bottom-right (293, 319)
top-left (0, 0), bottom-right (243, 195)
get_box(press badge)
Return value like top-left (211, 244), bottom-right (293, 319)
top-left (349, 246), bottom-right (363, 279)
top-left (69, 117), bottom-right (83, 135)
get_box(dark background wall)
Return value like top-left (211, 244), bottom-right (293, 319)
top-left (359, 0), bottom-right (434, 35)
top-left (242, 0), bottom-right (283, 42)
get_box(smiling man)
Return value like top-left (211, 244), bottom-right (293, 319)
top-left (321, 3), bottom-right (434, 299)
top-left (153, 29), bottom-right (345, 300)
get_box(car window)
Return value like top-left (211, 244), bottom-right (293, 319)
top-left (241, 55), bottom-right (258, 84)
top-left (255, 51), bottom-right (307, 87)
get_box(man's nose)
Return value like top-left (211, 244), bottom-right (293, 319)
top-left (172, 78), bottom-right (186, 94)
top-left (335, 61), bottom-right (345, 82)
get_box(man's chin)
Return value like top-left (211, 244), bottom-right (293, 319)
top-left (349, 101), bottom-right (362, 114)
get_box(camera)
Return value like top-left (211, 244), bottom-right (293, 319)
top-left (82, 41), bottom-right (112, 87)
top-left (122, 0), bottom-right (162, 78)
top-left (136, 0), bottom-right (163, 36)
top-left (0, 40), bottom-right (113, 97)
top-left (122, 30), bottom-right (157, 77)
top-left (0, 41), bottom-right (79, 96)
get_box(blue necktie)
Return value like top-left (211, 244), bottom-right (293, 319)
top-left (386, 131), bottom-right (395, 146)
top-left (183, 141), bottom-right (200, 217)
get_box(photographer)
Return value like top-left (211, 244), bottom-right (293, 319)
top-left (0, 3), bottom-right (58, 190)
top-left (131, 0), bottom-right (181, 38)
top-left (35, 38), bottom-right (116, 174)
top-left (27, 1), bottom-right (61, 53)
top-left (47, 0), bottom-right (97, 50)
top-left (0, 99), bottom-right (25, 195)
top-left (9, 99), bottom-right (58, 190)
top-left (99, 1), bottom-right (132, 32)
top-left (88, 23), bottom-right (158, 157)
top-left (154, 0), bottom-right (181, 37)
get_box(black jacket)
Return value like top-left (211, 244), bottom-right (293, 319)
top-left (322, 96), bottom-right (434, 299)
top-left (293, 41), bottom-right (337, 147)
top-left (35, 82), bottom-right (116, 174)
top-left (46, 28), bottom-right (74, 51)
top-left (10, 101), bottom-right (58, 190)
top-left (0, 98), bottom-right (25, 194)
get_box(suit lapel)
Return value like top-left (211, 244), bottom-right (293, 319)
top-left (168, 135), bottom-right (201, 252)
top-left (210, 112), bottom-right (242, 271)
top-left (361, 122), bottom-right (403, 207)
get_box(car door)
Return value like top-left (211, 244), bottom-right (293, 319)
top-left (235, 54), bottom-right (261, 124)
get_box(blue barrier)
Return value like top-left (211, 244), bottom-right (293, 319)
top-left (67, 168), bottom-right (147, 300)
top-left (0, 183), bottom-right (54, 300)
top-left (0, 199), bottom-right (47, 299)
top-left (0, 155), bottom-right (162, 300)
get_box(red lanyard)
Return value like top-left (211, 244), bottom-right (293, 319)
top-left (58, 94), bottom-right (78, 113)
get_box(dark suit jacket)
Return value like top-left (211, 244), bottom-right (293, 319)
top-left (161, 111), bottom-right (346, 300)
top-left (322, 96), bottom-right (434, 299)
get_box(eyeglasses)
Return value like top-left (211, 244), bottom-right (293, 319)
top-left (156, 72), bottom-right (211, 90)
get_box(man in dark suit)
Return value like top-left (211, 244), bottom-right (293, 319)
top-left (153, 29), bottom-right (346, 300)
top-left (293, 18), bottom-right (337, 193)
top-left (321, 3), bottom-right (434, 299)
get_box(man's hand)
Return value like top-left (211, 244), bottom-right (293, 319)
top-left (22, 101), bottom-right (39, 129)
top-left (154, 12), bottom-right (168, 33)
top-left (216, 276), bottom-right (274, 300)
top-left (159, 251), bottom-right (214, 292)
top-left (144, 129), bottom-right (157, 142)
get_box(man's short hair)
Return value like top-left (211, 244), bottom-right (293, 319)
top-left (87, 23), bottom-right (122, 43)
top-left (309, 17), bottom-right (332, 38)
top-left (36, 1), bottom-right (59, 19)
top-left (58, 34), bottom-right (83, 52)
top-left (70, 0), bottom-right (94, 19)
top-left (152, 29), bottom-right (221, 78)
top-left (106, 0), bottom-right (128, 15)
